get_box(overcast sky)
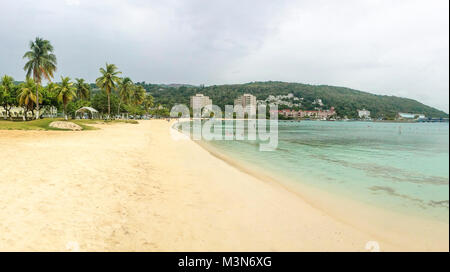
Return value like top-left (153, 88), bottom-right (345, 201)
top-left (0, 0), bottom-right (448, 112)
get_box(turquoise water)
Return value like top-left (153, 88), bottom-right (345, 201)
top-left (192, 121), bottom-right (449, 223)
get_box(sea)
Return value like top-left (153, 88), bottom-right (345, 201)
top-left (175, 120), bottom-right (449, 246)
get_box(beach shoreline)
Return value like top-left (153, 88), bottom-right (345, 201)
top-left (196, 139), bottom-right (449, 251)
top-left (0, 120), bottom-right (447, 251)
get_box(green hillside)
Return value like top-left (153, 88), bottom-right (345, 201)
top-left (138, 81), bottom-right (448, 119)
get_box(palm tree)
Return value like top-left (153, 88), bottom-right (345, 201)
top-left (131, 85), bottom-right (146, 106)
top-left (74, 78), bottom-right (90, 100)
top-left (0, 75), bottom-right (15, 119)
top-left (143, 94), bottom-right (154, 115)
top-left (45, 82), bottom-right (59, 93)
top-left (56, 77), bottom-right (77, 120)
top-left (0, 75), bottom-right (14, 91)
top-left (117, 77), bottom-right (133, 115)
top-left (23, 37), bottom-right (57, 119)
top-left (44, 82), bottom-right (59, 118)
top-left (18, 78), bottom-right (39, 120)
top-left (95, 63), bottom-right (121, 117)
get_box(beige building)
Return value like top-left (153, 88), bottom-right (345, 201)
top-left (190, 94), bottom-right (212, 109)
top-left (234, 94), bottom-right (257, 111)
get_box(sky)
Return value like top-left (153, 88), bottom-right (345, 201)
top-left (0, 0), bottom-right (448, 112)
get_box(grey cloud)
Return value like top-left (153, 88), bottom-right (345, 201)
top-left (0, 0), bottom-right (448, 112)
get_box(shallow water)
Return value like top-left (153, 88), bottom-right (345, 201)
top-left (193, 121), bottom-right (449, 223)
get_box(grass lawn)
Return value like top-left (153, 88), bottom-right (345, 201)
top-left (0, 118), bottom-right (138, 131)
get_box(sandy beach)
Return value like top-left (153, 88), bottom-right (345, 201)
top-left (0, 120), bottom-right (444, 251)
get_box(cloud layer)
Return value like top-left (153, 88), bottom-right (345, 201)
top-left (1, 0), bottom-right (448, 112)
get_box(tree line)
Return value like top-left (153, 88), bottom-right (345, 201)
top-left (137, 81), bottom-right (448, 119)
top-left (0, 37), bottom-right (155, 120)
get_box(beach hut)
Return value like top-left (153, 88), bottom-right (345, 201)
top-left (75, 107), bottom-right (99, 119)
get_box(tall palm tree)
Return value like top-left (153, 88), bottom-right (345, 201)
top-left (131, 85), bottom-right (146, 106)
top-left (23, 37), bottom-right (57, 119)
top-left (18, 78), bottom-right (39, 120)
top-left (74, 78), bottom-right (90, 100)
top-left (117, 77), bottom-right (133, 115)
top-left (56, 77), bottom-right (77, 120)
top-left (96, 63), bottom-right (121, 117)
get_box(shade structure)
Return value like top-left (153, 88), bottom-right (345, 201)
top-left (75, 107), bottom-right (99, 119)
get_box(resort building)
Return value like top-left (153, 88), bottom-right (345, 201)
top-left (234, 94), bottom-right (257, 111)
top-left (190, 94), bottom-right (212, 109)
top-left (1, 106), bottom-right (58, 119)
top-left (299, 107), bottom-right (336, 119)
top-left (1, 106), bottom-right (34, 119)
top-left (357, 109), bottom-right (371, 119)
top-left (398, 112), bottom-right (426, 120)
top-left (279, 107), bottom-right (336, 120)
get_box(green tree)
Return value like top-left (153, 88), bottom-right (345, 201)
top-left (95, 63), bottom-right (121, 117)
top-left (143, 94), bottom-right (154, 115)
top-left (67, 99), bottom-right (91, 117)
top-left (131, 85), bottom-right (146, 106)
top-left (91, 91), bottom-right (120, 115)
top-left (18, 78), bottom-right (40, 120)
top-left (74, 78), bottom-right (91, 100)
top-left (23, 37), bottom-right (57, 119)
top-left (0, 75), bottom-right (17, 119)
top-left (56, 77), bottom-right (77, 119)
top-left (117, 77), bottom-right (133, 115)
top-left (41, 82), bottom-right (59, 117)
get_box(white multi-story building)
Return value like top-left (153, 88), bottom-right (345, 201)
top-left (234, 94), bottom-right (257, 111)
top-left (357, 109), bottom-right (371, 119)
top-left (190, 94), bottom-right (212, 109)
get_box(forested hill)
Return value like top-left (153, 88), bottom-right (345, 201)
top-left (136, 81), bottom-right (448, 119)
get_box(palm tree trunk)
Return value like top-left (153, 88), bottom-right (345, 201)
top-left (107, 93), bottom-right (111, 119)
top-left (117, 98), bottom-right (122, 117)
top-left (35, 84), bottom-right (39, 120)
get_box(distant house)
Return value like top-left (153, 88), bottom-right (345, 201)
top-left (313, 99), bottom-right (324, 107)
top-left (357, 109), bottom-right (371, 119)
top-left (398, 112), bottom-right (425, 120)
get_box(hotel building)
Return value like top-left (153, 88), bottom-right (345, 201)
top-left (234, 94), bottom-right (257, 111)
top-left (190, 94), bottom-right (212, 109)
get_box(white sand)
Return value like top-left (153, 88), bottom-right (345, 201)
top-left (0, 120), bottom-right (446, 251)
